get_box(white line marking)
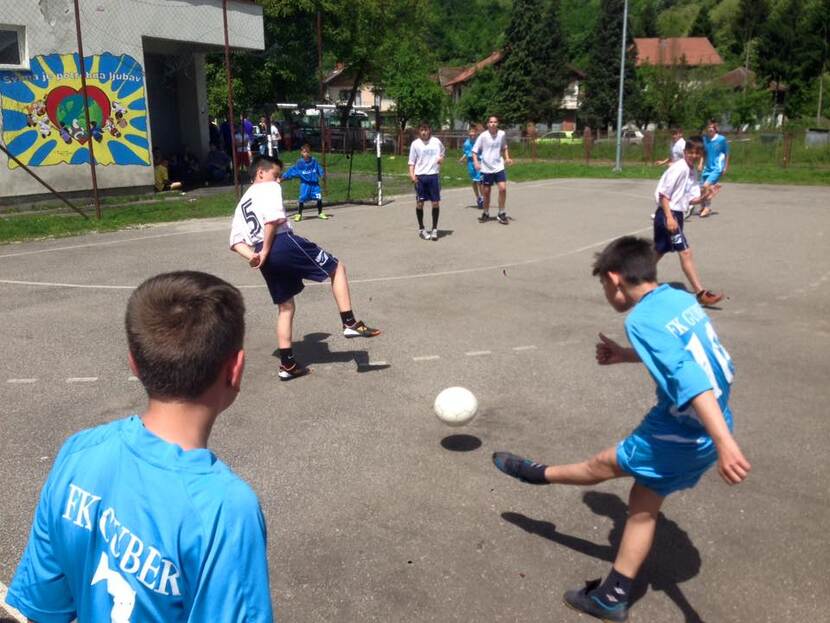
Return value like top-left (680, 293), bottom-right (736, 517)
top-left (413, 355), bottom-right (440, 361)
top-left (128, 375), bottom-right (139, 382)
top-left (512, 345), bottom-right (538, 351)
top-left (7, 378), bottom-right (37, 384)
top-left (0, 227), bottom-right (652, 291)
top-left (465, 350), bottom-right (492, 357)
top-left (367, 361), bottom-right (387, 366)
top-left (66, 377), bottom-right (98, 383)
top-left (0, 579), bottom-right (27, 622)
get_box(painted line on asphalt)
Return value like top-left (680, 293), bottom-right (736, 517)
top-left (512, 345), bottom-right (538, 351)
top-left (413, 355), bottom-right (440, 362)
top-left (367, 361), bottom-right (387, 366)
top-left (0, 580), bottom-right (27, 622)
top-left (66, 377), bottom-right (98, 383)
top-left (465, 350), bottom-right (492, 357)
top-left (128, 375), bottom-right (139, 382)
top-left (7, 378), bottom-right (37, 384)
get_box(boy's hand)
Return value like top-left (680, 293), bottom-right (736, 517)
top-left (665, 213), bottom-right (679, 233)
top-left (505, 157), bottom-right (513, 166)
top-left (248, 253), bottom-right (263, 268)
top-left (596, 333), bottom-right (627, 365)
top-left (715, 437), bottom-right (751, 485)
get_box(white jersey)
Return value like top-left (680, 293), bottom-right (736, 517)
top-left (654, 158), bottom-right (693, 213)
top-left (229, 181), bottom-right (291, 248)
top-left (472, 129), bottom-right (507, 173)
top-left (408, 136), bottom-right (445, 176)
top-left (670, 137), bottom-right (686, 162)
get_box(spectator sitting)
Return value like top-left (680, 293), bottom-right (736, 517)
top-left (154, 156), bottom-right (182, 192)
top-left (206, 143), bottom-right (231, 184)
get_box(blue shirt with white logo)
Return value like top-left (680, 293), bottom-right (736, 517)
top-left (7, 416), bottom-right (273, 622)
top-left (282, 157), bottom-right (324, 185)
top-left (703, 133), bottom-right (729, 173)
top-left (625, 285), bottom-right (735, 443)
top-left (462, 138), bottom-right (475, 162)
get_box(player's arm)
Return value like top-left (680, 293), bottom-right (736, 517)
top-left (690, 390), bottom-right (750, 485)
top-left (722, 149), bottom-right (730, 175)
top-left (502, 142), bottom-right (513, 166)
top-left (659, 194), bottom-right (679, 232)
top-left (438, 142), bottom-right (445, 165)
top-left (595, 333), bottom-right (640, 365)
top-left (231, 242), bottom-right (256, 262)
top-left (249, 221), bottom-right (280, 268)
top-left (408, 163), bottom-right (417, 184)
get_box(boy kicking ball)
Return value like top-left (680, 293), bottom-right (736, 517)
top-left (493, 236), bottom-right (750, 622)
top-left (230, 156), bottom-right (380, 381)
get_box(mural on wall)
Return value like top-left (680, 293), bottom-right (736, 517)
top-left (0, 52), bottom-right (150, 169)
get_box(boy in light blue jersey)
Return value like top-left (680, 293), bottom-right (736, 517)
top-left (283, 143), bottom-right (327, 221)
top-left (493, 237), bottom-right (750, 622)
top-left (699, 120), bottom-right (729, 217)
top-left (7, 271), bottom-right (274, 622)
top-left (458, 125), bottom-right (484, 209)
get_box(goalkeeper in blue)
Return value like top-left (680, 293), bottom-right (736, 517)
top-left (283, 143), bottom-right (328, 221)
top-left (493, 236), bottom-right (750, 622)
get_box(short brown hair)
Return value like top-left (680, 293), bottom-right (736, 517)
top-left (126, 271), bottom-right (245, 399)
top-left (592, 236), bottom-right (657, 284)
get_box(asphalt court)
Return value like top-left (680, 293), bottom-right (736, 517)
top-left (1, 178), bottom-right (828, 622)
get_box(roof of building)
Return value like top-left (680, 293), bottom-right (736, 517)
top-left (443, 50), bottom-right (503, 88)
top-left (634, 37), bottom-right (723, 66)
top-left (719, 66), bottom-right (756, 89)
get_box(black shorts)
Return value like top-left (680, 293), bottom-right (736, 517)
top-left (653, 208), bottom-right (689, 254)
top-left (257, 232), bottom-right (339, 303)
top-left (415, 174), bottom-right (441, 202)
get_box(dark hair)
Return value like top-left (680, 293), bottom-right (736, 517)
top-left (707, 119), bottom-right (718, 127)
top-left (685, 135), bottom-right (704, 152)
top-left (592, 236), bottom-right (657, 284)
top-left (418, 121), bottom-right (431, 130)
top-left (126, 271), bottom-right (245, 399)
top-left (300, 143), bottom-right (312, 152)
top-left (249, 155), bottom-right (282, 179)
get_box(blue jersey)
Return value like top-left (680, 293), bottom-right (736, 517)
top-left (7, 416), bottom-right (273, 622)
top-left (282, 157), bottom-right (324, 185)
top-left (625, 284), bottom-right (735, 443)
top-left (462, 137), bottom-right (475, 162)
top-left (703, 134), bottom-right (729, 173)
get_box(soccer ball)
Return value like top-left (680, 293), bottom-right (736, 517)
top-left (433, 387), bottom-right (478, 427)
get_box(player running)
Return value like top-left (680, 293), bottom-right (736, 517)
top-left (472, 115), bottom-right (513, 225)
top-left (459, 125), bottom-right (484, 209)
top-left (698, 120), bottom-right (729, 218)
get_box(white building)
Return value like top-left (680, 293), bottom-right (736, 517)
top-left (0, 0), bottom-right (263, 202)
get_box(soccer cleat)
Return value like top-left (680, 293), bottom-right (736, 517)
top-left (430, 229), bottom-right (438, 241)
top-left (684, 206), bottom-right (695, 218)
top-left (563, 579), bottom-right (629, 622)
top-left (492, 452), bottom-right (547, 484)
top-left (293, 213), bottom-right (303, 222)
top-left (478, 213), bottom-right (490, 223)
top-left (278, 362), bottom-right (310, 381)
top-left (497, 212), bottom-right (509, 225)
top-left (419, 229), bottom-right (431, 240)
top-left (696, 289), bottom-right (724, 306)
top-left (318, 212), bottom-right (329, 220)
top-left (343, 320), bottom-right (381, 338)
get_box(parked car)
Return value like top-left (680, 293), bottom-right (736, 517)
top-left (622, 128), bottom-right (643, 144)
top-left (536, 130), bottom-right (582, 144)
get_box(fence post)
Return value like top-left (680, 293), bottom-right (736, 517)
top-left (583, 126), bottom-right (593, 165)
top-left (782, 132), bottom-right (793, 169)
top-left (643, 130), bottom-right (654, 163)
top-left (527, 122), bottom-right (537, 162)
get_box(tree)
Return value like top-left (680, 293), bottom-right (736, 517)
top-left (580, 0), bottom-right (640, 130)
top-left (458, 67), bottom-right (501, 125)
top-left (689, 4), bottom-right (714, 41)
top-left (731, 0), bottom-right (769, 71)
top-left (382, 40), bottom-right (446, 137)
top-left (637, 0), bottom-right (659, 38)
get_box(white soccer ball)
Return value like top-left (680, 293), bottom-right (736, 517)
top-left (433, 387), bottom-right (478, 427)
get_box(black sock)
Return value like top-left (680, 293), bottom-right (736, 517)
top-left (340, 310), bottom-right (356, 326)
top-left (297, 202), bottom-right (304, 216)
top-left (278, 348), bottom-right (295, 367)
top-left (431, 206), bottom-right (439, 230)
top-left (592, 568), bottom-right (633, 608)
top-left (316, 200), bottom-right (323, 214)
top-left (416, 206), bottom-right (424, 229)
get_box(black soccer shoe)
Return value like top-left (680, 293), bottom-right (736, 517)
top-left (563, 579), bottom-right (629, 622)
top-left (491, 452), bottom-right (548, 484)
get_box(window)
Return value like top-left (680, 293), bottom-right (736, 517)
top-left (0, 25), bottom-right (28, 70)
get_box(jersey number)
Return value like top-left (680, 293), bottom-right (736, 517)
top-left (242, 199), bottom-right (261, 238)
top-left (684, 323), bottom-right (734, 399)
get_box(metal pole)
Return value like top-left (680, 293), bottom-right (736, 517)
top-left (0, 143), bottom-right (89, 219)
top-left (72, 0), bottom-right (102, 218)
top-left (375, 103), bottom-right (382, 206)
top-left (614, 0), bottom-right (629, 173)
top-left (222, 0), bottom-right (240, 199)
top-left (317, 9), bottom-right (324, 101)
top-left (320, 111), bottom-right (328, 196)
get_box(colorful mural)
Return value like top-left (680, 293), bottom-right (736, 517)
top-left (0, 52), bottom-right (150, 169)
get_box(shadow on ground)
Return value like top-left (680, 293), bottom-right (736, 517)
top-left (502, 490), bottom-right (705, 622)
top-left (275, 332), bottom-right (390, 373)
top-left (440, 434), bottom-right (482, 452)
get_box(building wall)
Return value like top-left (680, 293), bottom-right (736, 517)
top-left (0, 0), bottom-right (262, 201)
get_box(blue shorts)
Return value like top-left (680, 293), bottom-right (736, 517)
top-left (701, 169), bottom-right (722, 185)
top-left (257, 232), bottom-right (339, 303)
top-left (299, 182), bottom-right (322, 204)
top-left (616, 429), bottom-right (718, 497)
top-left (653, 208), bottom-right (688, 254)
top-left (481, 170), bottom-right (506, 186)
top-left (415, 174), bottom-right (441, 202)
top-left (466, 160), bottom-right (481, 183)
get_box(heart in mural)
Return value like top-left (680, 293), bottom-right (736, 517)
top-left (45, 85), bottom-right (111, 131)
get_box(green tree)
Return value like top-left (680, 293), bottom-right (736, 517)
top-left (495, 0), bottom-right (543, 124)
top-left (689, 4), bottom-right (714, 41)
top-left (527, 0), bottom-right (569, 124)
top-left (731, 0), bottom-right (769, 71)
top-left (580, 0), bottom-right (640, 131)
top-left (457, 67), bottom-right (501, 125)
top-left (382, 40), bottom-right (446, 134)
top-left (637, 0), bottom-right (659, 38)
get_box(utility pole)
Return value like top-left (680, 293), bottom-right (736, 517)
top-left (222, 0), bottom-right (240, 199)
top-left (72, 0), bottom-right (101, 218)
top-left (614, 0), bottom-right (629, 173)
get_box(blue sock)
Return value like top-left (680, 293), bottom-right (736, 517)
top-left (590, 568), bottom-right (632, 610)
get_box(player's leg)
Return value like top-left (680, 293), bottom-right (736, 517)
top-left (295, 201), bottom-right (304, 222)
top-left (479, 176), bottom-right (492, 222)
top-left (563, 483), bottom-right (663, 621)
top-left (496, 178), bottom-right (508, 224)
top-left (330, 262), bottom-right (382, 338)
top-left (316, 198), bottom-right (327, 219)
top-left (430, 201), bottom-right (440, 240)
top-left (276, 297), bottom-right (309, 380)
top-left (492, 445), bottom-right (624, 485)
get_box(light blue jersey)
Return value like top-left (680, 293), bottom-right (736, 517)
top-left (462, 137), bottom-right (481, 182)
top-left (8, 416), bottom-right (273, 622)
top-left (617, 285), bottom-right (735, 495)
top-left (703, 133), bottom-right (729, 174)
